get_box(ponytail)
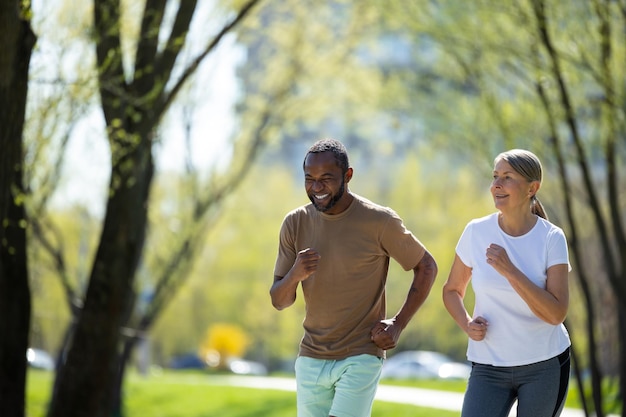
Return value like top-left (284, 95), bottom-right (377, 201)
top-left (532, 195), bottom-right (548, 220)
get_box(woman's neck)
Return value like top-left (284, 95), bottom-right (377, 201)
top-left (498, 211), bottom-right (537, 237)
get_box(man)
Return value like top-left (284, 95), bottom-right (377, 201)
top-left (271, 138), bottom-right (437, 417)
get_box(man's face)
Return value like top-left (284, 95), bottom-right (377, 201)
top-left (304, 151), bottom-right (351, 215)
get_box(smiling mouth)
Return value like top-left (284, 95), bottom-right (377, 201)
top-left (315, 194), bottom-right (329, 200)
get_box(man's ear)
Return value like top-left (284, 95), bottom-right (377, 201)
top-left (345, 167), bottom-right (354, 183)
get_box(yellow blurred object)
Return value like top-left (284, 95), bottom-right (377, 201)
top-left (199, 323), bottom-right (250, 368)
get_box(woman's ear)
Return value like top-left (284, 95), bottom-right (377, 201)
top-left (529, 180), bottom-right (541, 197)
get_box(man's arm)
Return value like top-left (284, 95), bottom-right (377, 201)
top-left (270, 248), bottom-right (320, 310)
top-left (371, 250), bottom-right (437, 350)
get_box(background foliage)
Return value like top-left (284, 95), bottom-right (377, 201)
top-left (6, 0), bottom-right (623, 416)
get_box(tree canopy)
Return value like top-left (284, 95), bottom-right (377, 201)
top-left (3, 0), bottom-right (624, 416)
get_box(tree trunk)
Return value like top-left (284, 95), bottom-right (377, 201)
top-left (617, 302), bottom-right (626, 417)
top-left (110, 334), bottom-right (141, 417)
top-left (0, 2), bottom-right (36, 416)
top-left (47, 134), bottom-right (153, 417)
top-left (45, 1), bottom-right (262, 415)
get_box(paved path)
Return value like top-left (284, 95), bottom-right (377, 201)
top-left (211, 375), bottom-right (594, 417)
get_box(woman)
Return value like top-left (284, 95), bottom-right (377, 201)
top-left (443, 149), bottom-right (571, 417)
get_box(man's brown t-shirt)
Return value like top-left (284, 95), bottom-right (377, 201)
top-left (274, 194), bottom-right (426, 360)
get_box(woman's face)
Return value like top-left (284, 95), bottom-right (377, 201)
top-left (490, 159), bottom-right (535, 212)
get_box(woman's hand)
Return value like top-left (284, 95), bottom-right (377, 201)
top-left (467, 316), bottom-right (488, 341)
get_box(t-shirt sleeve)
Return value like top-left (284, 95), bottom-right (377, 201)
top-left (455, 221), bottom-right (474, 268)
top-left (273, 215), bottom-right (297, 278)
top-left (547, 226), bottom-right (571, 271)
top-left (381, 212), bottom-right (426, 271)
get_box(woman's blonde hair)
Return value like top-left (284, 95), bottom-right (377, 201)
top-left (495, 149), bottom-right (548, 220)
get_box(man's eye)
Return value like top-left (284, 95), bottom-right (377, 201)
top-left (306, 178), bottom-right (332, 184)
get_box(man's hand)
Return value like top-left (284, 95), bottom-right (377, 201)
top-left (270, 248), bottom-right (320, 310)
top-left (370, 318), bottom-right (401, 350)
top-left (292, 248), bottom-right (321, 282)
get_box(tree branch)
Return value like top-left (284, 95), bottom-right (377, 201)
top-left (155, 0), bottom-right (261, 116)
top-left (134, 0), bottom-right (167, 86)
top-left (153, 0), bottom-right (198, 92)
top-left (531, 0), bottom-right (621, 294)
top-left (94, 0), bottom-right (127, 125)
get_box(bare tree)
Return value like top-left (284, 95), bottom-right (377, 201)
top-left (45, 2), bottom-right (263, 417)
top-left (0, 1), bottom-right (36, 416)
top-left (530, 2), bottom-right (625, 415)
top-left (371, 1), bottom-right (625, 415)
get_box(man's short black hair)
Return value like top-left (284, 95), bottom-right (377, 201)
top-left (304, 138), bottom-right (350, 173)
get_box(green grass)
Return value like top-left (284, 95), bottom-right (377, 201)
top-left (27, 369), bottom-right (612, 417)
top-left (26, 370), bottom-right (457, 417)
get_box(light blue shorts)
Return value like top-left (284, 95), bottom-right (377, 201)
top-left (295, 354), bottom-right (383, 417)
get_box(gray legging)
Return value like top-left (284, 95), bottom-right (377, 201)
top-left (461, 348), bottom-right (570, 417)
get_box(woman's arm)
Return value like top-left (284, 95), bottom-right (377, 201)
top-left (486, 244), bottom-right (569, 325)
top-left (443, 255), bottom-right (488, 340)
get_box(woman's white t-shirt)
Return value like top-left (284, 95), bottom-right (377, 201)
top-left (456, 212), bottom-right (571, 367)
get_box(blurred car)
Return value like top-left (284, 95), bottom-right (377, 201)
top-left (381, 350), bottom-right (471, 380)
top-left (168, 354), bottom-right (268, 376)
top-left (27, 348), bottom-right (55, 371)
top-left (168, 353), bottom-right (207, 370)
top-left (227, 358), bottom-right (268, 376)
